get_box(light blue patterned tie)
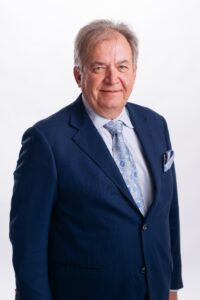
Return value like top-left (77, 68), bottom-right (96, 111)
top-left (104, 120), bottom-right (145, 214)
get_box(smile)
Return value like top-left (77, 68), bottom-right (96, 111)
top-left (100, 90), bottom-right (121, 93)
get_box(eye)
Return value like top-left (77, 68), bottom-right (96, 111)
top-left (93, 66), bottom-right (106, 73)
top-left (118, 65), bottom-right (128, 72)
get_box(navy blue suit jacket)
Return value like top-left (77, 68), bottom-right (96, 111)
top-left (10, 95), bottom-right (183, 300)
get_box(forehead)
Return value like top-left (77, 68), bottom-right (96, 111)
top-left (86, 33), bottom-right (133, 62)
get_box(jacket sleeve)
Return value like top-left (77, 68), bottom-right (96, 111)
top-left (162, 117), bottom-right (183, 290)
top-left (9, 126), bottom-right (57, 300)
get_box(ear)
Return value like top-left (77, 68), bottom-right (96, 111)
top-left (73, 66), bottom-right (82, 87)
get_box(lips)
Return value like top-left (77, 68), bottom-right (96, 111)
top-left (100, 90), bottom-right (121, 93)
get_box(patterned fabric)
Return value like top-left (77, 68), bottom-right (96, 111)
top-left (104, 120), bottom-right (145, 215)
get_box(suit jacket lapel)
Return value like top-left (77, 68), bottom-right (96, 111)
top-left (126, 103), bottom-right (161, 215)
top-left (69, 96), bottom-right (141, 213)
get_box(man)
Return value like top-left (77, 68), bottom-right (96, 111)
top-left (10, 20), bottom-right (183, 300)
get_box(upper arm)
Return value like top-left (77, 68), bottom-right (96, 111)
top-left (9, 126), bottom-right (57, 299)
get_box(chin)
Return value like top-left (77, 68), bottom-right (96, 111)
top-left (102, 103), bottom-right (124, 115)
top-left (104, 99), bottom-right (125, 109)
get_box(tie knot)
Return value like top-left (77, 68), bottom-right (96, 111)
top-left (104, 120), bottom-right (123, 136)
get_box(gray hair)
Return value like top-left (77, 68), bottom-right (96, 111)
top-left (74, 19), bottom-right (138, 69)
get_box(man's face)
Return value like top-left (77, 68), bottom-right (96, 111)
top-left (74, 33), bottom-right (137, 119)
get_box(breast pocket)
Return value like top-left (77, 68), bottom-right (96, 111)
top-left (161, 166), bottom-right (174, 203)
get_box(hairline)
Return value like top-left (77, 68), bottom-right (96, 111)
top-left (74, 20), bottom-right (138, 70)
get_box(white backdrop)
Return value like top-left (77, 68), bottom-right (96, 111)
top-left (1, 0), bottom-right (200, 299)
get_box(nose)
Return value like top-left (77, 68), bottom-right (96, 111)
top-left (104, 68), bottom-right (119, 85)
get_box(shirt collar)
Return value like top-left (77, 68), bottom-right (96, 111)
top-left (82, 95), bottom-right (134, 130)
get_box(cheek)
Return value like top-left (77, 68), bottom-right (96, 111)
top-left (120, 79), bottom-right (131, 91)
top-left (123, 75), bottom-right (135, 90)
top-left (84, 76), bottom-right (100, 90)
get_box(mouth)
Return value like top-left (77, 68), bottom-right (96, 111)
top-left (100, 90), bottom-right (121, 93)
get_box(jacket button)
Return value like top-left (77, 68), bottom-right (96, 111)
top-left (141, 266), bottom-right (146, 274)
top-left (142, 224), bottom-right (148, 231)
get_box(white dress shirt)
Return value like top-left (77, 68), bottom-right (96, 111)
top-left (82, 96), bottom-right (153, 216)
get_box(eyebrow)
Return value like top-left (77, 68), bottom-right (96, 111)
top-left (91, 60), bottom-right (130, 66)
top-left (91, 62), bottom-right (107, 67)
top-left (116, 60), bottom-right (130, 65)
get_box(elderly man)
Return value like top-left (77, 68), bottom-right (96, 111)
top-left (10, 20), bottom-right (183, 300)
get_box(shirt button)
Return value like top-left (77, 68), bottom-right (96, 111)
top-left (142, 224), bottom-right (148, 231)
top-left (141, 266), bottom-right (146, 274)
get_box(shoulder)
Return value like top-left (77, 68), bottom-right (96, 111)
top-left (34, 96), bottom-right (82, 136)
top-left (126, 102), bottom-right (168, 131)
top-left (21, 96), bottom-right (81, 146)
top-left (126, 102), bottom-right (172, 145)
top-left (34, 102), bottom-right (73, 132)
top-left (126, 102), bottom-right (164, 122)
